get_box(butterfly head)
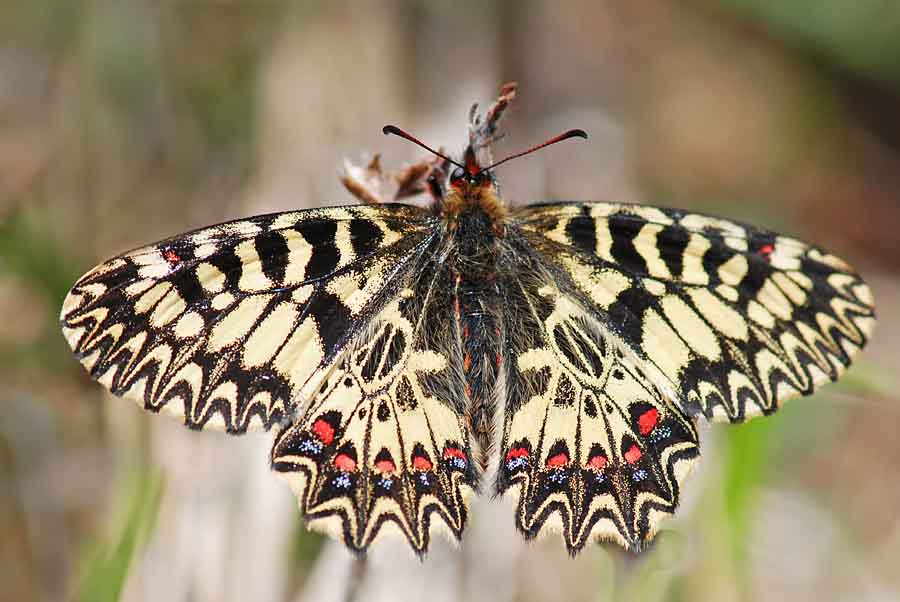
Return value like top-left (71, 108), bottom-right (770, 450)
top-left (382, 124), bottom-right (587, 214)
top-left (448, 146), bottom-right (494, 195)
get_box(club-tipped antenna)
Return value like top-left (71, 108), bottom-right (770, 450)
top-left (478, 129), bottom-right (587, 175)
top-left (382, 125), bottom-right (465, 170)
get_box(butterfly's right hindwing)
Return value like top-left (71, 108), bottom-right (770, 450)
top-left (60, 204), bottom-right (435, 433)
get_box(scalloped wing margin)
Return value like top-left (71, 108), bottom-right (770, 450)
top-left (60, 204), bottom-right (435, 433)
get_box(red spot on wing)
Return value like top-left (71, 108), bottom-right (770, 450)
top-left (638, 408), bottom-right (659, 436)
top-left (624, 444), bottom-right (642, 464)
top-left (412, 455), bottom-right (433, 471)
top-left (759, 243), bottom-right (774, 261)
top-left (334, 453), bottom-right (357, 471)
top-left (546, 452), bottom-right (569, 468)
top-left (163, 249), bottom-right (180, 264)
top-left (375, 459), bottom-right (396, 474)
top-left (312, 419), bottom-right (335, 445)
top-left (506, 447), bottom-right (529, 462)
top-left (443, 447), bottom-right (467, 464)
top-left (587, 454), bottom-right (608, 470)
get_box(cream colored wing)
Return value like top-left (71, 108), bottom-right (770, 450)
top-left (60, 204), bottom-right (436, 433)
top-left (494, 201), bottom-right (873, 552)
top-left (496, 243), bottom-right (699, 552)
top-left (514, 202), bottom-right (874, 423)
top-left (271, 257), bottom-right (477, 554)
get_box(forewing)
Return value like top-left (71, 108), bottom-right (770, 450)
top-left (514, 202), bottom-right (875, 423)
top-left (60, 204), bottom-right (435, 433)
top-left (271, 253), bottom-right (477, 554)
top-left (497, 242), bottom-right (699, 552)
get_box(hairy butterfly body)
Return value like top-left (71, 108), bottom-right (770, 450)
top-left (61, 84), bottom-right (874, 555)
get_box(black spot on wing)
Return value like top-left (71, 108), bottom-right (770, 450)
top-left (657, 224), bottom-right (690, 279)
top-left (349, 218), bottom-right (384, 259)
top-left (738, 259), bottom-right (770, 301)
top-left (254, 230), bottom-right (290, 284)
top-left (207, 246), bottom-right (243, 290)
top-left (297, 220), bottom-right (339, 280)
top-left (170, 266), bottom-right (204, 306)
top-left (565, 215), bottom-right (597, 255)
top-left (522, 365), bottom-right (552, 397)
top-left (606, 285), bottom-right (656, 342)
top-left (700, 231), bottom-right (734, 286)
top-left (307, 289), bottom-right (352, 358)
top-left (608, 213), bottom-right (649, 275)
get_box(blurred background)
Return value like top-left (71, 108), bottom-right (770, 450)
top-left (2, 2), bottom-right (899, 601)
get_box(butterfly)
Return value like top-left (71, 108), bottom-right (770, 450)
top-left (60, 83), bottom-right (875, 555)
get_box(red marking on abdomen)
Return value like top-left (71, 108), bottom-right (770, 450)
top-left (588, 454), bottom-right (607, 470)
top-left (375, 459), bottom-right (396, 474)
top-left (312, 419), bottom-right (335, 445)
top-left (546, 452), bottom-right (569, 468)
top-left (334, 453), bottom-right (357, 471)
top-left (506, 447), bottom-right (529, 462)
top-left (638, 408), bottom-right (659, 436)
top-left (624, 444), bottom-right (642, 464)
top-left (413, 456), bottom-right (433, 471)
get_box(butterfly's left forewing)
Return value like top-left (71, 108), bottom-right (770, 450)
top-left (60, 204), bottom-right (435, 433)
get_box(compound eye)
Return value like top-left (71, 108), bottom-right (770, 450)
top-left (450, 167), bottom-right (465, 181)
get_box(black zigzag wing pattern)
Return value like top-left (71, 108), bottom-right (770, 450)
top-left (271, 240), bottom-right (478, 553)
top-left (514, 202), bottom-right (875, 423)
top-left (495, 234), bottom-right (699, 552)
top-left (60, 204), bottom-right (436, 433)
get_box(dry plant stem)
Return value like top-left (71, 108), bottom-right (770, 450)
top-left (393, 154), bottom-right (445, 200)
top-left (341, 155), bottom-right (386, 205)
top-left (342, 82), bottom-right (518, 206)
top-left (468, 81), bottom-right (518, 161)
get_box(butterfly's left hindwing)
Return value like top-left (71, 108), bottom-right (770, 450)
top-left (271, 250), bottom-right (477, 553)
top-left (60, 204), bottom-right (435, 433)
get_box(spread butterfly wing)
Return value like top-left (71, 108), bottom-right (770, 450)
top-left (515, 202), bottom-right (875, 424)
top-left (271, 253), bottom-right (477, 553)
top-left (60, 204), bottom-right (435, 433)
top-left (496, 242), bottom-right (700, 552)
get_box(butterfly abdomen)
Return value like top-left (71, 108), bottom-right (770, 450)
top-left (452, 209), bottom-right (504, 468)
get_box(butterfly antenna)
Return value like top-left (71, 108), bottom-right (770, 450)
top-left (382, 125), bottom-right (465, 170)
top-left (479, 129), bottom-right (588, 175)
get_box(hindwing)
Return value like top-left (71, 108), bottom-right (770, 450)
top-left (60, 204), bottom-right (435, 433)
top-left (497, 240), bottom-right (699, 551)
top-left (271, 252), bottom-right (477, 553)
